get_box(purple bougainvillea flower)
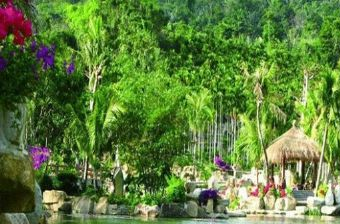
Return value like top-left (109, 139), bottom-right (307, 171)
top-left (29, 146), bottom-right (50, 170)
top-left (66, 61), bottom-right (75, 75)
top-left (0, 56), bottom-right (7, 71)
top-left (30, 40), bottom-right (37, 52)
top-left (214, 155), bottom-right (232, 171)
top-left (198, 189), bottom-right (218, 205)
top-left (36, 45), bottom-right (55, 70)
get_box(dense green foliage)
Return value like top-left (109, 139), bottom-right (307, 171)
top-left (16, 0), bottom-right (340, 196)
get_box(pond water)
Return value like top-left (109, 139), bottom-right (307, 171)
top-left (49, 215), bottom-right (340, 224)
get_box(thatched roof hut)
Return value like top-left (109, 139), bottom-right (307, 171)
top-left (266, 126), bottom-right (320, 164)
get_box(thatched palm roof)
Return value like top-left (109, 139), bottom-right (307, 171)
top-left (266, 126), bottom-right (320, 164)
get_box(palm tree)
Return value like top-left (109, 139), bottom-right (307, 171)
top-left (77, 16), bottom-right (107, 183)
top-left (315, 69), bottom-right (340, 191)
top-left (66, 86), bottom-right (124, 187)
top-left (242, 62), bottom-right (287, 181)
top-left (186, 88), bottom-right (215, 163)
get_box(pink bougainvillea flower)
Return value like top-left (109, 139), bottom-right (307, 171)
top-left (0, 23), bottom-right (7, 39)
top-left (20, 20), bottom-right (32, 37)
top-left (3, 5), bottom-right (24, 27)
top-left (12, 28), bottom-right (25, 45)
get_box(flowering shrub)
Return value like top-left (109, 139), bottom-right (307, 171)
top-left (0, 1), bottom-right (76, 106)
top-left (0, 0), bottom-right (32, 45)
top-left (29, 146), bottom-right (50, 170)
top-left (214, 155), bottom-right (232, 171)
top-left (198, 189), bottom-right (218, 205)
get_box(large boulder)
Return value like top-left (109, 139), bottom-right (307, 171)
top-left (321, 205), bottom-right (340, 216)
top-left (185, 201), bottom-right (198, 218)
top-left (185, 182), bottom-right (197, 193)
top-left (334, 185), bottom-right (340, 205)
top-left (243, 196), bottom-right (265, 210)
top-left (134, 204), bottom-right (159, 218)
top-left (206, 199), bottom-right (214, 214)
top-left (307, 197), bottom-right (325, 208)
top-left (264, 195), bottom-right (276, 210)
top-left (0, 105), bottom-right (35, 213)
top-left (215, 204), bottom-right (226, 214)
top-left (275, 198), bottom-right (285, 211)
top-left (72, 196), bottom-right (94, 214)
top-left (107, 204), bottom-right (129, 215)
top-left (0, 153), bottom-right (35, 213)
top-left (43, 190), bottom-right (66, 204)
top-left (159, 203), bottom-right (188, 218)
top-left (325, 185), bottom-right (334, 206)
top-left (26, 182), bottom-right (44, 224)
top-left (0, 213), bottom-right (29, 224)
top-left (58, 202), bottom-right (72, 214)
top-left (284, 196), bottom-right (296, 211)
top-left (43, 190), bottom-right (67, 212)
top-left (94, 197), bottom-right (109, 215)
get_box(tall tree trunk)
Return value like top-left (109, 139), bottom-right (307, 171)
top-left (315, 117), bottom-right (330, 193)
top-left (83, 156), bottom-right (89, 187)
top-left (256, 101), bottom-right (268, 181)
top-left (213, 112), bottom-right (217, 158)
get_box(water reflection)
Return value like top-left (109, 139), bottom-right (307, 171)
top-left (49, 214), bottom-right (340, 224)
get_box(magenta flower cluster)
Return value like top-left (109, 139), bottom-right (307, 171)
top-left (29, 146), bottom-right (50, 170)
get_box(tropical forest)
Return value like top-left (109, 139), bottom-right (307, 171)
top-left (1, 0), bottom-right (340, 224)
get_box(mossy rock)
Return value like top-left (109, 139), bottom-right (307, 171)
top-left (0, 152), bottom-right (35, 213)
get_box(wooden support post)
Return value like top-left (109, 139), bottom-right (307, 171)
top-left (281, 157), bottom-right (286, 186)
top-left (301, 161), bottom-right (305, 186)
top-left (312, 162), bottom-right (318, 189)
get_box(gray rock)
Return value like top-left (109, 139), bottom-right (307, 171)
top-left (108, 204), bottom-right (129, 215)
top-left (72, 196), bottom-right (94, 214)
top-left (43, 190), bottom-right (66, 204)
top-left (197, 206), bottom-right (207, 218)
top-left (185, 182), bottom-right (197, 193)
top-left (243, 196), bottom-right (265, 210)
top-left (0, 213), bottom-right (29, 224)
top-left (228, 211), bottom-right (247, 217)
top-left (206, 199), bottom-right (214, 213)
top-left (284, 196), bottom-right (296, 211)
top-left (217, 199), bottom-right (229, 207)
top-left (275, 198), bottom-right (285, 211)
top-left (321, 205), bottom-right (340, 216)
top-left (192, 188), bottom-right (202, 199)
top-left (325, 185), bottom-right (334, 206)
top-left (0, 105), bottom-right (35, 213)
top-left (134, 204), bottom-right (159, 218)
top-left (334, 185), bottom-right (340, 205)
top-left (215, 204), bottom-right (226, 214)
top-left (307, 197), bottom-right (325, 208)
top-left (264, 195), bottom-right (276, 210)
top-left (94, 197), bottom-right (109, 215)
top-left (43, 190), bottom-right (67, 212)
top-left (0, 153), bottom-right (35, 213)
top-left (295, 206), bottom-right (307, 215)
top-left (26, 182), bottom-right (43, 224)
top-left (58, 202), bottom-right (72, 214)
top-left (185, 201), bottom-right (198, 217)
top-left (159, 203), bottom-right (188, 218)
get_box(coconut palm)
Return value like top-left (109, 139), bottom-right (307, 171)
top-left (66, 86), bottom-right (124, 187)
top-left (242, 62), bottom-right (287, 180)
top-left (315, 69), bottom-right (340, 191)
